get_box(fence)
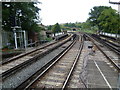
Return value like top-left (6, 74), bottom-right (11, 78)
top-left (2, 30), bottom-right (14, 49)
top-left (100, 32), bottom-right (120, 38)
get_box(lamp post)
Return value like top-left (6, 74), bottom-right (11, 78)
top-left (13, 27), bottom-right (17, 49)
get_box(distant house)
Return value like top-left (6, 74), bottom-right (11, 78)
top-left (28, 31), bottom-right (39, 43)
top-left (38, 24), bottom-right (52, 39)
top-left (38, 24), bottom-right (47, 40)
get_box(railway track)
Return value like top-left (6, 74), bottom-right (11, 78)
top-left (15, 34), bottom-right (84, 89)
top-left (85, 34), bottom-right (120, 72)
top-left (73, 34), bottom-right (119, 88)
top-left (1, 34), bottom-right (69, 65)
top-left (100, 34), bottom-right (120, 44)
top-left (2, 32), bottom-right (119, 89)
top-left (1, 41), bottom-right (56, 65)
top-left (1, 34), bottom-right (73, 80)
top-left (91, 34), bottom-right (120, 55)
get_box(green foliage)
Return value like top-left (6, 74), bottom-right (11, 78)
top-left (88, 6), bottom-right (120, 34)
top-left (98, 8), bottom-right (120, 34)
top-left (64, 23), bottom-right (76, 27)
top-left (2, 2), bottom-right (41, 32)
top-left (52, 23), bottom-right (61, 36)
top-left (79, 29), bottom-right (96, 34)
top-left (45, 37), bottom-right (53, 41)
top-left (75, 22), bottom-right (82, 28)
top-left (78, 20), bottom-right (98, 34)
top-left (81, 20), bottom-right (91, 29)
top-left (59, 22), bottom-right (82, 31)
top-left (88, 6), bottom-right (111, 29)
top-left (47, 25), bottom-right (52, 30)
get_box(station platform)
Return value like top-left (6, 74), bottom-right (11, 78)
top-left (79, 41), bottom-right (119, 88)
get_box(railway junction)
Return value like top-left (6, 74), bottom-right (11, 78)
top-left (0, 32), bottom-right (119, 89)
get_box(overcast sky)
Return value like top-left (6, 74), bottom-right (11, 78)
top-left (38, 0), bottom-right (119, 25)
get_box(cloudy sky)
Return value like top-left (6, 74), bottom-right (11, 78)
top-left (38, 0), bottom-right (119, 25)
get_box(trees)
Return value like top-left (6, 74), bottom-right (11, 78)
top-left (75, 22), bottom-right (82, 28)
top-left (98, 8), bottom-right (120, 34)
top-left (88, 6), bottom-right (120, 34)
top-left (2, 2), bottom-right (41, 32)
top-left (64, 23), bottom-right (76, 28)
top-left (47, 25), bottom-right (52, 30)
top-left (81, 20), bottom-right (91, 30)
top-left (88, 6), bottom-right (110, 30)
top-left (52, 23), bottom-right (61, 36)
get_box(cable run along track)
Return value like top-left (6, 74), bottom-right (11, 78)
top-left (15, 33), bottom-right (84, 89)
top-left (1, 34), bottom-right (73, 79)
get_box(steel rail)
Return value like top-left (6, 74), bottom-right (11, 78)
top-left (99, 34), bottom-right (120, 46)
top-left (85, 34), bottom-right (120, 73)
top-left (105, 41), bottom-right (120, 54)
top-left (1, 41), bottom-right (57, 65)
top-left (1, 34), bottom-right (70, 65)
top-left (15, 34), bottom-right (78, 90)
top-left (62, 35), bottom-right (84, 90)
top-left (1, 35), bottom-right (73, 80)
top-left (91, 34), bottom-right (120, 55)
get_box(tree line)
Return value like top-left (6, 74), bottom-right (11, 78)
top-left (48, 6), bottom-right (120, 34)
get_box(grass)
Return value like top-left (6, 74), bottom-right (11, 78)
top-left (45, 37), bottom-right (53, 41)
top-left (78, 29), bottom-right (97, 34)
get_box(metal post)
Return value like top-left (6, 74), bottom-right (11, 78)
top-left (20, 31), bottom-right (23, 48)
top-left (13, 28), bottom-right (18, 49)
top-left (23, 30), bottom-right (27, 49)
